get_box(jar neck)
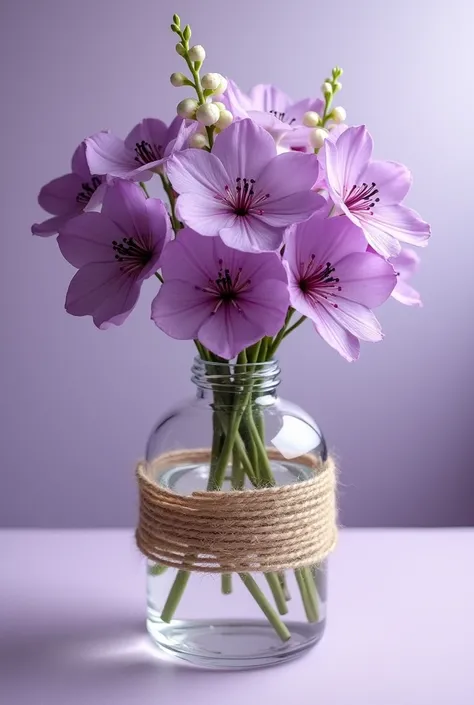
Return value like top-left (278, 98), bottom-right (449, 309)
top-left (191, 357), bottom-right (281, 402)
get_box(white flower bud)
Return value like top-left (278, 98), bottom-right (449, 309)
top-left (302, 111), bottom-right (321, 128)
top-left (201, 73), bottom-right (221, 91)
top-left (331, 106), bottom-right (346, 124)
top-left (189, 133), bottom-right (209, 149)
top-left (170, 72), bottom-right (187, 87)
top-left (196, 102), bottom-right (221, 126)
top-left (333, 81), bottom-right (342, 92)
top-left (214, 75), bottom-right (228, 95)
top-left (175, 43), bottom-right (185, 56)
top-left (212, 101), bottom-right (226, 112)
top-left (177, 98), bottom-right (198, 119)
top-left (215, 109), bottom-right (233, 130)
top-left (321, 81), bottom-right (333, 95)
top-left (188, 45), bottom-right (206, 62)
top-left (309, 128), bottom-right (329, 149)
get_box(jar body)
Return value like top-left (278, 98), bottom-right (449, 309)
top-left (144, 359), bottom-right (330, 669)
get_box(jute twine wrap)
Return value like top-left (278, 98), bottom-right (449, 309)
top-left (135, 449), bottom-right (337, 573)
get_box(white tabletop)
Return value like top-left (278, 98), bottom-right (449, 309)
top-left (1, 529), bottom-right (473, 704)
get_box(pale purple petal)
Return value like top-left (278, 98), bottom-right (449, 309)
top-left (239, 279), bottom-right (290, 336)
top-left (32, 214), bottom-right (72, 237)
top-left (333, 252), bottom-right (396, 307)
top-left (141, 198), bottom-right (172, 279)
top-left (198, 305), bottom-right (264, 360)
top-left (85, 132), bottom-right (141, 179)
top-left (71, 142), bottom-right (91, 179)
top-left (248, 84), bottom-right (291, 113)
top-left (160, 229), bottom-right (218, 283)
top-left (220, 215), bottom-right (285, 252)
top-left (258, 151), bottom-right (321, 200)
top-left (246, 111), bottom-right (296, 142)
top-left (258, 191), bottom-right (325, 228)
top-left (324, 126), bottom-right (373, 199)
top-left (65, 262), bottom-right (140, 328)
top-left (37, 173), bottom-right (84, 215)
top-left (176, 193), bottom-right (236, 237)
top-left (151, 279), bottom-right (215, 340)
top-left (326, 298), bottom-right (383, 342)
top-left (212, 119), bottom-right (277, 181)
top-left (360, 204), bottom-right (430, 256)
top-left (362, 160), bottom-right (412, 205)
top-left (58, 212), bottom-right (122, 267)
top-left (84, 181), bottom-right (107, 212)
top-left (311, 305), bottom-right (361, 362)
top-left (392, 279), bottom-right (422, 307)
top-left (166, 149), bottom-right (229, 198)
top-left (101, 181), bottom-right (149, 239)
top-left (124, 118), bottom-right (168, 157)
top-left (164, 119), bottom-right (200, 158)
top-left (215, 79), bottom-right (253, 119)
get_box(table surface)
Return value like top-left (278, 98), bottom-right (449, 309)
top-left (1, 529), bottom-right (473, 704)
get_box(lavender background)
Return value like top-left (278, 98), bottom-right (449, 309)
top-left (1, 0), bottom-right (473, 528)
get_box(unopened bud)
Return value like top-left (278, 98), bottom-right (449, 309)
top-left (172, 14), bottom-right (181, 26)
top-left (215, 76), bottom-right (228, 95)
top-left (321, 82), bottom-right (333, 95)
top-left (183, 25), bottom-right (191, 41)
top-left (177, 98), bottom-right (198, 119)
top-left (333, 81), bottom-right (342, 92)
top-left (189, 133), bottom-right (209, 149)
top-left (201, 72), bottom-right (221, 91)
top-left (331, 106), bottom-right (346, 124)
top-left (170, 72), bottom-right (187, 87)
top-left (215, 109), bottom-right (233, 130)
top-left (309, 127), bottom-right (329, 149)
top-left (196, 102), bottom-right (221, 126)
top-left (175, 43), bottom-right (185, 56)
top-left (212, 101), bottom-right (226, 112)
top-left (188, 44), bottom-right (205, 62)
top-left (303, 111), bottom-right (321, 127)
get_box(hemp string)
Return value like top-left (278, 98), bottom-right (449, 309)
top-left (135, 448), bottom-right (337, 573)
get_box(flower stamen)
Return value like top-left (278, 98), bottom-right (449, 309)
top-left (217, 177), bottom-right (271, 217)
top-left (344, 181), bottom-right (380, 215)
top-left (76, 176), bottom-right (102, 205)
top-left (134, 140), bottom-right (162, 165)
top-left (195, 261), bottom-right (252, 314)
top-left (299, 257), bottom-right (342, 308)
top-left (112, 236), bottom-right (153, 275)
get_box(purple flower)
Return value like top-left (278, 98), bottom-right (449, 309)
top-left (32, 142), bottom-right (106, 237)
top-left (151, 228), bottom-right (290, 360)
top-left (390, 247), bottom-right (422, 306)
top-left (217, 80), bottom-right (323, 150)
top-left (57, 181), bottom-right (171, 329)
top-left (322, 125), bottom-right (430, 258)
top-left (166, 118), bottom-right (324, 253)
top-left (85, 117), bottom-right (197, 182)
top-left (284, 213), bottom-right (397, 361)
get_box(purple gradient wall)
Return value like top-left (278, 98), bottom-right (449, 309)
top-left (1, 0), bottom-right (473, 527)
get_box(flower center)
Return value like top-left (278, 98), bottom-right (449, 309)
top-left (134, 140), bottom-right (162, 165)
top-left (112, 236), bottom-right (153, 276)
top-left (344, 181), bottom-right (380, 214)
top-left (217, 177), bottom-right (270, 217)
top-left (269, 110), bottom-right (296, 125)
top-left (196, 259), bottom-right (252, 315)
top-left (299, 256), bottom-right (342, 308)
top-left (76, 176), bottom-right (102, 205)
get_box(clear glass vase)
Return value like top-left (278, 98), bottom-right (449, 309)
top-left (144, 357), bottom-right (329, 669)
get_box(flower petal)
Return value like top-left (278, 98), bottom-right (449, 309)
top-left (220, 215), bottom-right (285, 252)
top-left (362, 160), bottom-right (412, 205)
top-left (212, 118), bottom-right (277, 181)
top-left (65, 262), bottom-right (140, 328)
top-left (124, 118), bottom-right (168, 157)
top-left (248, 84), bottom-right (292, 113)
top-left (176, 192), bottom-right (236, 237)
top-left (160, 228), bottom-right (218, 282)
top-left (71, 142), bottom-right (91, 179)
top-left (151, 279), bottom-right (215, 340)
top-left (240, 279), bottom-right (290, 336)
top-left (37, 173), bottom-right (84, 216)
top-left (166, 149), bottom-right (229, 198)
top-left (85, 131), bottom-right (139, 179)
top-left (101, 181), bottom-right (149, 239)
top-left (258, 191), bottom-right (326, 228)
top-left (390, 246), bottom-right (421, 278)
top-left (323, 125), bottom-right (373, 200)
top-left (258, 151), bottom-right (321, 200)
top-left (333, 252), bottom-right (396, 308)
top-left (392, 279), bottom-right (422, 307)
top-left (58, 212), bottom-right (123, 267)
top-left (326, 298), bottom-right (383, 342)
top-left (360, 204), bottom-right (430, 256)
top-left (32, 214), bottom-right (71, 237)
top-left (312, 306), bottom-right (361, 362)
top-left (198, 304), bottom-right (263, 360)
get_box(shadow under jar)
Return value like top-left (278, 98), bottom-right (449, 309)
top-left (140, 358), bottom-right (332, 670)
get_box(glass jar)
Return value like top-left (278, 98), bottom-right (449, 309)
top-left (144, 358), bottom-right (329, 669)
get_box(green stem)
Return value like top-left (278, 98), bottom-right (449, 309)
top-left (139, 181), bottom-right (149, 198)
top-left (295, 567), bottom-right (319, 623)
top-left (282, 315), bottom-right (307, 340)
top-left (221, 573), bottom-right (233, 595)
top-left (161, 570), bottom-right (191, 623)
top-left (279, 572), bottom-right (292, 601)
top-left (239, 573), bottom-right (291, 642)
top-left (268, 308), bottom-right (294, 358)
top-left (160, 174), bottom-right (181, 233)
top-left (264, 572), bottom-right (289, 615)
top-left (148, 563), bottom-right (168, 576)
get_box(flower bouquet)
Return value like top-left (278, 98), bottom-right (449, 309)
top-left (33, 14), bottom-right (430, 669)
